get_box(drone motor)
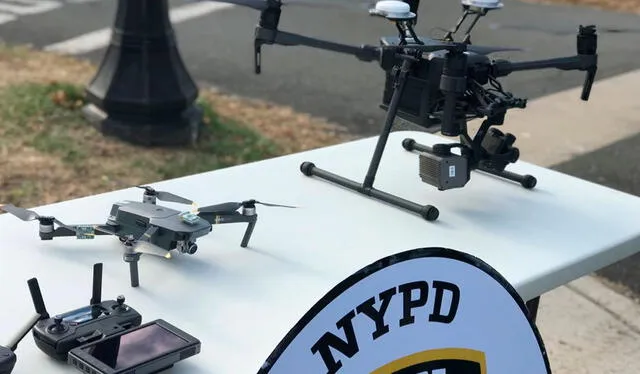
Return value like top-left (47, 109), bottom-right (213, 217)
top-left (38, 217), bottom-right (55, 240)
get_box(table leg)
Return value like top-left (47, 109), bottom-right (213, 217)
top-left (526, 297), bottom-right (541, 323)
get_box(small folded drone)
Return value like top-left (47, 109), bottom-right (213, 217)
top-left (1, 185), bottom-right (296, 287)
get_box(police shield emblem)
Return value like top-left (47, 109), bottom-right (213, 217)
top-left (258, 247), bottom-right (551, 374)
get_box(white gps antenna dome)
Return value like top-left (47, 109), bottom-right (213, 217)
top-left (461, 0), bottom-right (504, 9)
top-left (369, 0), bottom-right (416, 20)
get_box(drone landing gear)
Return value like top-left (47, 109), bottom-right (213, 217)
top-left (241, 220), bottom-right (257, 248)
top-left (300, 162), bottom-right (439, 221)
top-left (123, 251), bottom-right (142, 288)
top-left (300, 57), bottom-right (440, 222)
top-left (478, 165), bottom-right (537, 189)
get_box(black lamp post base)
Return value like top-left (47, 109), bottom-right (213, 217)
top-left (83, 103), bottom-right (203, 147)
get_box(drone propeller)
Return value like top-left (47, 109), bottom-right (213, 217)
top-left (0, 204), bottom-right (73, 229)
top-left (489, 22), bottom-right (640, 36)
top-left (197, 199), bottom-right (297, 214)
top-left (200, 0), bottom-right (371, 11)
top-left (438, 42), bottom-right (522, 55)
top-left (0, 204), bottom-right (41, 221)
top-left (136, 186), bottom-right (194, 205)
top-left (400, 37), bottom-right (524, 55)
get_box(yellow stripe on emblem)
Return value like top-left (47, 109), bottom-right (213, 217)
top-left (370, 348), bottom-right (486, 374)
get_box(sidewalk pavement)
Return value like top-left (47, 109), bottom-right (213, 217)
top-left (468, 69), bottom-right (640, 373)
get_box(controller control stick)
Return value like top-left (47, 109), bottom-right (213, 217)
top-left (116, 295), bottom-right (127, 312)
top-left (50, 317), bottom-right (66, 334)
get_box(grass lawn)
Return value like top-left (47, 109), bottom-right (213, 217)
top-left (0, 44), bottom-right (353, 209)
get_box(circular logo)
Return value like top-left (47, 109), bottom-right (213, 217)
top-left (258, 247), bottom-right (551, 374)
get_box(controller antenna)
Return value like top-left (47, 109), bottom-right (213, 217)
top-left (89, 263), bottom-right (103, 319)
top-left (90, 263), bottom-right (103, 306)
top-left (27, 278), bottom-right (49, 320)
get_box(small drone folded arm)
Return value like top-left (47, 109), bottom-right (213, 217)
top-left (196, 201), bottom-right (261, 248)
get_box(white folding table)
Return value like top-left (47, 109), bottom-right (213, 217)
top-left (2, 130), bottom-right (640, 373)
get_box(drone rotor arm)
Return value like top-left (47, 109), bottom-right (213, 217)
top-left (91, 224), bottom-right (120, 236)
top-left (492, 54), bottom-right (596, 75)
top-left (255, 27), bottom-right (381, 62)
top-left (197, 210), bottom-right (251, 225)
top-left (123, 226), bottom-right (170, 259)
top-left (491, 25), bottom-right (597, 100)
top-left (48, 222), bottom-right (118, 239)
top-left (199, 211), bottom-right (257, 247)
top-left (491, 54), bottom-right (597, 100)
top-left (49, 226), bottom-right (79, 238)
top-left (197, 202), bottom-right (244, 215)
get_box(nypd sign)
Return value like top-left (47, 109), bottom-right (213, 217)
top-left (258, 247), bottom-right (551, 374)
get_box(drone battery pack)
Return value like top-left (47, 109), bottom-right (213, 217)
top-left (67, 319), bottom-right (200, 374)
top-left (379, 36), bottom-right (444, 129)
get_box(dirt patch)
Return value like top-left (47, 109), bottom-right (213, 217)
top-left (596, 275), bottom-right (640, 303)
top-left (200, 89), bottom-right (354, 155)
top-left (520, 0), bottom-right (640, 13)
top-left (0, 45), bottom-right (95, 87)
top-left (0, 44), bottom-right (355, 209)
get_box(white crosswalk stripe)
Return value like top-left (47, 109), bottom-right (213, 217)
top-left (0, 0), bottom-right (102, 25)
top-left (43, 2), bottom-right (235, 55)
top-left (0, 0), bottom-right (61, 16)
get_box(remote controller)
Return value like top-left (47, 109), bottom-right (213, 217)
top-left (27, 263), bottom-right (142, 361)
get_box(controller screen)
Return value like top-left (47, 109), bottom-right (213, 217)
top-left (82, 324), bottom-right (188, 369)
top-left (60, 306), bottom-right (97, 324)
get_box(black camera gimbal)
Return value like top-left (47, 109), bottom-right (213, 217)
top-left (215, 0), bottom-right (598, 221)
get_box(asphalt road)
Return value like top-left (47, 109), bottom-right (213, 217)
top-left (0, 0), bottom-right (639, 295)
top-left (0, 0), bottom-right (639, 135)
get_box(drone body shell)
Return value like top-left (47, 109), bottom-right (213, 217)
top-left (107, 201), bottom-right (212, 251)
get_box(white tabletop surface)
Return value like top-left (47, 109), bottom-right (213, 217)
top-left (2, 130), bottom-right (640, 373)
